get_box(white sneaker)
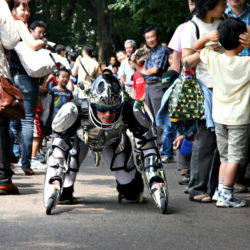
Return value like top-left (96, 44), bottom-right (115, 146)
top-left (216, 194), bottom-right (246, 208)
top-left (212, 188), bottom-right (220, 201)
top-left (34, 153), bottom-right (46, 163)
top-left (31, 159), bottom-right (47, 169)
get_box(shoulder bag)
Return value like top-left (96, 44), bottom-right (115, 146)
top-left (0, 76), bottom-right (25, 120)
top-left (168, 61), bottom-right (205, 120)
top-left (14, 41), bottom-right (56, 78)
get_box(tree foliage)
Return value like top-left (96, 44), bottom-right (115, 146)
top-left (30, 0), bottom-right (190, 63)
top-left (110, 0), bottom-right (190, 42)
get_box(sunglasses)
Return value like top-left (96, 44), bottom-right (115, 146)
top-left (93, 104), bottom-right (121, 113)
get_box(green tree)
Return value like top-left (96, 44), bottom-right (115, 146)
top-left (32, 0), bottom-right (114, 63)
top-left (110, 0), bottom-right (190, 42)
top-left (30, 0), bottom-right (190, 63)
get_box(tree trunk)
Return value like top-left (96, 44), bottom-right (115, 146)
top-left (94, 0), bottom-right (113, 64)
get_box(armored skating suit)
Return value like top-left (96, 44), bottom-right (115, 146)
top-left (44, 74), bottom-right (168, 211)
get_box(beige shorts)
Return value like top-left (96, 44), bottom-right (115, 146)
top-left (215, 123), bottom-right (250, 164)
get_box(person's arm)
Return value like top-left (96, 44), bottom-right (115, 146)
top-left (181, 48), bottom-right (200, 68)
top-left (120, 75), bottom-right (126, 84)
top-left (71, 59), bottom-right (79, 77)
top-left (130, 55), bottom-right (159, 76)
top-left (15, 20), bottom-right (45, 50)
top-left (239, 27), bottom-right (250, 48)
top-left (172, 121), bottom-right (196, 150)
top-left (134, 64), bottom-right (160, 76)
top-left (181, 20), bottom-right (204, 67)
top-left (118, 60), bottom-right (127, 83)
top-left (41, 73), bottom-right (55, 91)
top-left (169, 50), bottom-right (181, 73)
top-left (173, 135), bottom-right (185, 150)
top-left (193, 30), bottom-right (220, 51)
top-left (0, 0), bottom-right (19, 49)
top-left (168, 23), bottom-right (185, 73)
top-left (139, 93), bottom-right (145, 102)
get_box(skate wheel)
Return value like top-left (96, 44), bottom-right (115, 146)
top-left (46, 197), bottom-right (55, 215)
top-left (94, 152), bottom-right (100, 167)
top-left (84, 132), bottom-right (89, 145)
top-left (138, 192), bottom-right (144, 203)
top-left (121, 132), bottom-right (125, 145)
top-left (118, 193), bottom-right (123, 203)
top-left (160, 197), bottom-right (168, 214)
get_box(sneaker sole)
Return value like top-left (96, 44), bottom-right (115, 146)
top-left (216, 202), bottom-right (246, 208)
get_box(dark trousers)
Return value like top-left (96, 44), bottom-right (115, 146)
top-left (145, 83), bottom-right (163, 148)
top-left (0, 115), bottom-right (12, 185)
top-left (188, 120), bottom-right (220, 197)
top-left (235, 141), bottom-right (250, 185)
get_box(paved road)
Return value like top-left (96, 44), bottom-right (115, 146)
top-left (1, 152), bottom-right (250, 250)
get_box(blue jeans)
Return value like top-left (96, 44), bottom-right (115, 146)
top-left (9, 119), bottom-right (21, 158)
top-left (162, 124), bottom-right (176, 158)
top-left (13, 74), bottom-right (39, 169)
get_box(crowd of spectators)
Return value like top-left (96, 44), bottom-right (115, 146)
top-left (0, 0), bottom-right (249, 209)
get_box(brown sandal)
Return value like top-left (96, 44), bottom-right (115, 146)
top-left (189, 193), bottom-right (212, 203)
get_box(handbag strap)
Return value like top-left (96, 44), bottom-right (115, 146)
top-left (179, 20), bottom-right (199, 80)
top-left (79, 58), bottom-right (96, 83)
top-left (190, 20), bottom-right (200, 39)
top-left (49, 53), bottom-right (56, 65)
top-left (79, 58), bottom-right (90, 77)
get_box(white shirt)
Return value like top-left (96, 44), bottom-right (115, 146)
top-left (0, 0), bottom-right (19, 78)
top-left (52, 53), bottom-right (71, 70)
top-left (200, 47), bottom-right (250, 125)
top-left (71, 56), bottom-right (99, 90)
top-left (181, 15), bottom-right (223, 88)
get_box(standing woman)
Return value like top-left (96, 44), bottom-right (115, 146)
top-left (181, 0), bottom-right (227, 202)
top-left (9, 0), bottom-right (45, 175)
top-left (0, 0), bottom-right (19, 194)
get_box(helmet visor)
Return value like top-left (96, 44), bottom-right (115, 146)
top-left (92, 103), bottom-right (122, 113)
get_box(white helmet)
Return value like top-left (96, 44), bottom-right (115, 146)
top-left (89, 74), bottom-right (124, 129)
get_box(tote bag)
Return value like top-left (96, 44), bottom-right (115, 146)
top-left (168, 63), bottom-right (205, 120)
top-left (15, 41), bottom-right (56, 78)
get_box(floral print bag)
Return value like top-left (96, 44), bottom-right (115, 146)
top-left (168, 62), bottom-right (205, 120)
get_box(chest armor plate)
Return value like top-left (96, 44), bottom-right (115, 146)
top-left (77, 118), bottom-right (126, 152)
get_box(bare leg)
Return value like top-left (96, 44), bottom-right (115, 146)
top-left (32, 137), bottom-right (41, 157)
top-left (223, 162), bottom-right (239, 186)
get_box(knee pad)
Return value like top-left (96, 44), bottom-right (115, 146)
top-left (116, 171), bottom-right (144, 200)
top-left (52, 147), bottom-right (65, 159)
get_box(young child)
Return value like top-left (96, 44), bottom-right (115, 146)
top-left (195, 18), bottom-right (250, 208)
top-left (112, 65), bottom-right (119, 79)
top-left (49, 68), bottom-right (74, 118)
top-left (128, 57), bottom-right (146, 101)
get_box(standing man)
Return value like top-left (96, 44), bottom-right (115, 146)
top-left (0, 0), bottom-right (20, 194)
top-left (226, 0), bottom-right (249, 56)
top-left (29, 21), bottom-right (47, 41)
top-left (131, 27), bottom-right (169, 148)
top-left (71, 45), bottom-right (99, 97)
top-left (119, 40), bottom-right (137, 98)
top-left (116, 50), bottom-right (127, 64)
top-left (225, 0), bottom-right (250, 192)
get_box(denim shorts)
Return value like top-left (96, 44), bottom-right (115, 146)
top-left (215, 123), bottom-right (250, 164)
